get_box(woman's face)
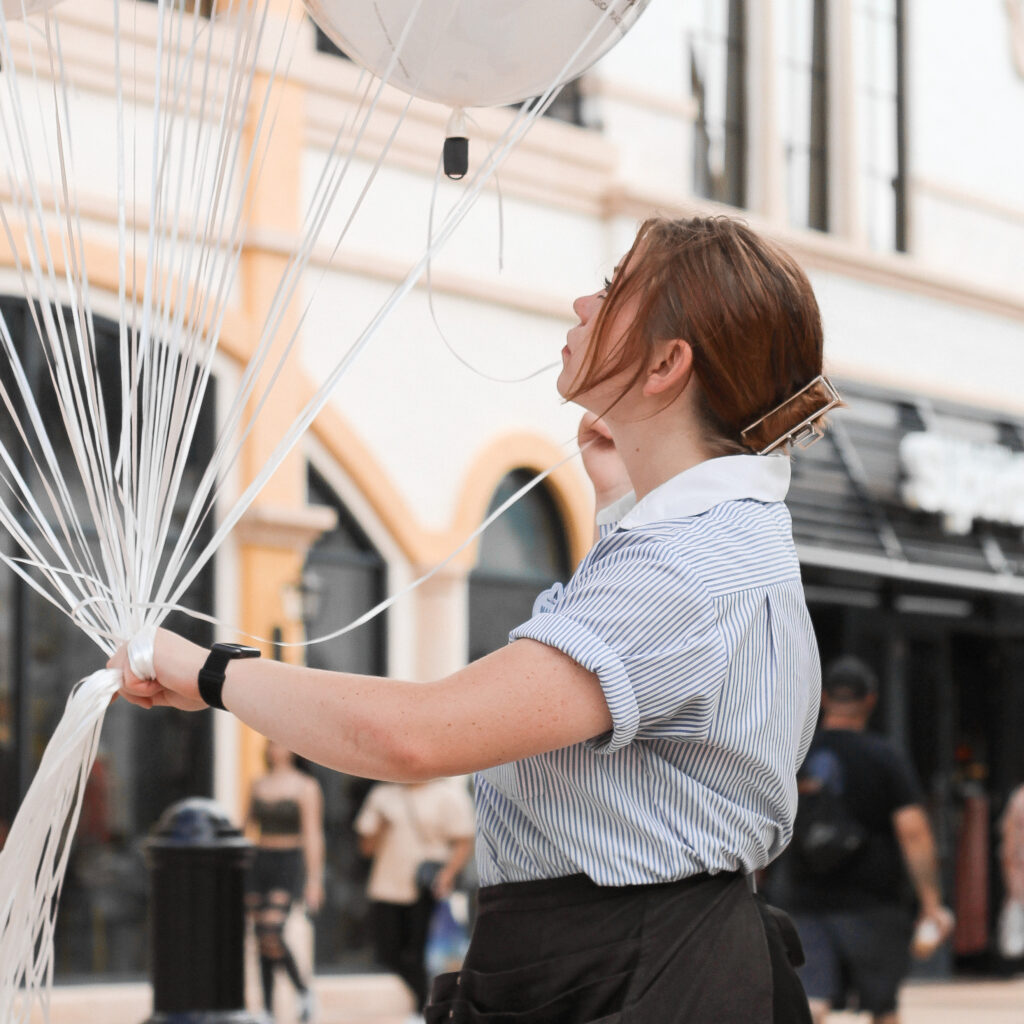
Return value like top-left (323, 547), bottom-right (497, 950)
top-left (558, 264), bottom-right (640, 410)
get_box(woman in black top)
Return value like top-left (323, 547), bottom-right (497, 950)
top-left (246, 740), bottom-right (325, 1022)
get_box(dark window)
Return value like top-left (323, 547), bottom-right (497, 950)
top-left (857, 0), bottom-right (906, 251)
top-left (690, 0), bottom-right (747, 208)
top-left (518, 77), bottom-right (587, 128)
top-left (780, 0), bottom-right (829, 231)
top-left (0, 299), bottom-right (214, 981)
top-left (313, 24), bottom-right (349, 60)
top-left (544, 78), bottom-right (585, 126)
top-left (468, 470), bottom-right (571, 662)
top-left (136, 0), bottom-right (214, 13)
top-left (302, 465), bottom-right (386, 971)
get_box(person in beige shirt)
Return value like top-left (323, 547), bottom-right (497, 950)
top-left (355, 779), bottom-right (474, 1016)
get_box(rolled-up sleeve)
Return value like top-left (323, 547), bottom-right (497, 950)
top-left (509, 538), bottom-right (726, 753)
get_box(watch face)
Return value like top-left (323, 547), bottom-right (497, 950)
top-left (214, 642), bottom-right (261, 659)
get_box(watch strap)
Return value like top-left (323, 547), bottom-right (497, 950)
top-left (198, 643), bottom-right (260, 710)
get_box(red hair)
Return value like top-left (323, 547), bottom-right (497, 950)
top-left (564, 216), bottom-right (829, 455)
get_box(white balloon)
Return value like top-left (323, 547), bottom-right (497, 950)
top-left (1, 0), bottom-right (62, 20)
top-left (303, 0), bottom-right (651, 109)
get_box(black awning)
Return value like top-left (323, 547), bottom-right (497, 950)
top-left (786, 380), bottom-right (1024, 595)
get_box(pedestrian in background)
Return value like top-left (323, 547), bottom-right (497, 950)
top-left (766, 656), bottom-right (954, 1024)
top-left (246, 740), bottom-right (325, 1023)
top-left (355, 780), bottom-right (474, 1023)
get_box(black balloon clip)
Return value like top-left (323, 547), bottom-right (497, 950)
top-left (443, 137), bottom-right (469, 179)
top-left (444, 107), bottom-right (469, 180)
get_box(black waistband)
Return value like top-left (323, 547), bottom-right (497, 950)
top-left (477, 870), bottom-right (742, 913)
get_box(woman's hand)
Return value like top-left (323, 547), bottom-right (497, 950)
top-left (107, 629), bottom-right (209, 711)
top-left (911, 905), bottom-right (955, 959)
top-left (578, 412), bottom-right (632, 510)
top-left (432, 864), bottom-right (459, 901)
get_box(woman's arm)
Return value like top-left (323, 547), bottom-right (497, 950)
top-left (358, 830), bottom-right (382, 858)
top-left (243, 783), bottom-right (259, 841)
top-left (433, 836), bottom-right (473, 900)
top-left (112, 632), bottom-right (612, 783)
top-left (301, 777), bottom-right (325, 912)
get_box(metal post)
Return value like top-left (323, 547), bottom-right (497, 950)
top-left (144, 797), bottom-right (259, 1023)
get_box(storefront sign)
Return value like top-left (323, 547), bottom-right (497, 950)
top-left (900, 431), bottom-right (1024, 535)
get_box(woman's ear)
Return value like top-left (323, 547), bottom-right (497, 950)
top-left (642, 339), bottom-right (694, 397)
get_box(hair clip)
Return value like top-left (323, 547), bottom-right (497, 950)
top-left (741, 375), bottom-right (841, 456)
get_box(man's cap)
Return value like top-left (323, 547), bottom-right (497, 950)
top-left (822, 655), bottom-right (877, 701)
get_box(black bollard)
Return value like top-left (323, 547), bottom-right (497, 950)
top-left (143, 797), bottom-right (259, 1024)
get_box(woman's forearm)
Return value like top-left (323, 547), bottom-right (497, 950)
top-left (115, 631), bottom-right (611, 782)
top-left (222, 658), bottom-right (432, 781)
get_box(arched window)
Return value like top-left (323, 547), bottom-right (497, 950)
top-left (0, 298), bottom-right (215, 979)
top-left (302, 465), bottom-right (386, 970)
top-left (468, 470), bottom-right (571, 662)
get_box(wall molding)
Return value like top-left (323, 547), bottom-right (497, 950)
top-left (912, 174), bottom-right (1024, 227)
top-left (606, 185), bottom-right (1024, 326)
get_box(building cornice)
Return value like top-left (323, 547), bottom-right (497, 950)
top-left (579, 72), bottom-right (699, 119)
top-left (234, 502), bottom-right (338, 552)
top-left (301, 65), bottom-right (618, 218)
top-left (6, 181), bottom-right (1021, 351)
top-left (606, 185), bottom-right (1024, 326)
top-left (913, 175), bottom-right (1024, 227)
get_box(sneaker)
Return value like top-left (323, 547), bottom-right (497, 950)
top-left (298, 989), bottom-right (316, 1023)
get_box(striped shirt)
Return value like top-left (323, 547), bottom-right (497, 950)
top-left (474, 454), bottom-right (821, 887)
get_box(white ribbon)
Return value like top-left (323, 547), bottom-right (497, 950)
top-left (127, 624), bottom-right (157, 680)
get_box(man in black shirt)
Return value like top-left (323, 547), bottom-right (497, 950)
top-left (768, 657), bottom-right (954, 1024)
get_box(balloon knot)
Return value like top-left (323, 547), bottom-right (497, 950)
top-left (127, 626), bottom-right (157, 680)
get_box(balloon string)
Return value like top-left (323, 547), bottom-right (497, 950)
top-left (425, 146), bottom-right (558, 385)
top-left (0, 0), bottom-right (622, 659)
top-left (77, 440), bottom-right (595, 657)
top-left (462, 110), bottom-right (503, 272)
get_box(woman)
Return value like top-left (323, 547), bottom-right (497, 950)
top-left (246, 739), bottom-right (324, 1022)
top-left (355, 780), bottom-right (474, 1018)
top-left (115, 215), bottom-right (831, 1022)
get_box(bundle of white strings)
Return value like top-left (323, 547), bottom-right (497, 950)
top-left (0, 0), bottom-right (615, 1017)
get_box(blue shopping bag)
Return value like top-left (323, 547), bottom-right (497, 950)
top-left (426, 894), bottom-right (471, 977)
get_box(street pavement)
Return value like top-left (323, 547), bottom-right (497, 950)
top-left (310, 976), bottom-right (1024, 1023)
top-left (826, 979), bottom-right (1024, 1023)
top-left (31, 975), bottom-right (1024, 1023)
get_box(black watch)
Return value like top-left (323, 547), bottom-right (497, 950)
top-left (198, 642), bottom-right (261, 711)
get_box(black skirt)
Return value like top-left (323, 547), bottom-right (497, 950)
top-left (247, 847), bottom-right (305, 902)
top-left (426, 872), bottom-right (811, 1024)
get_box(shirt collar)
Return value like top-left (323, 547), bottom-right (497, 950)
top-left (595, 454), bottom-right (792, 531)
